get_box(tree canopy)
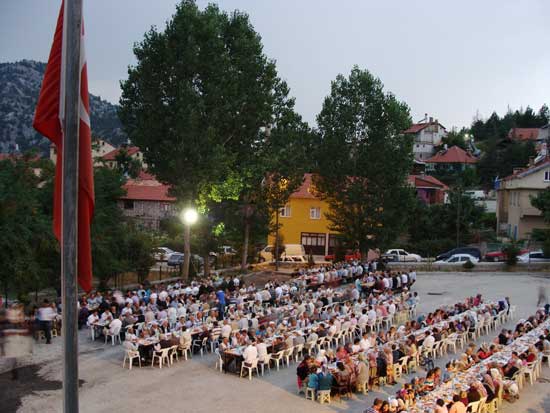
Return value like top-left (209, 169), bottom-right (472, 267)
top-left (119, 1), bottom-right (286, 205)
top-left (313, 67), bottom-right (414, 255)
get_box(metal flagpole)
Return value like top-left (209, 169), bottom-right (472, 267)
top-left (62, 0), bottom-right (83, 411)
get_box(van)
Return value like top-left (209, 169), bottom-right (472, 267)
top-left (259, 244), bottom-right (307, 263)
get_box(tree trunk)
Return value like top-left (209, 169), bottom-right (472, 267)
top-left (204, 253), bottom-right (211, 277)
top-left (241, 219), bottom-right (250, 272)
top-left (183, 224), bottom-right (191, 281)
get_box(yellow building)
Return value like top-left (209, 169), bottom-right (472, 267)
top-left (267, 174), bottom-right (338, 256)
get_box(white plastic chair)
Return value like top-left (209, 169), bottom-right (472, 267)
top-left (104, 325), bottom-right (122, 345)
top-left (169, 345), bottom-right (179, 364)
top-left (122, 349), bottom-right (141, 370)
top-left (240, 358), bottom-right (259, 380)
top-left (214, 348), bottom-right (224, 372)
top-left (151, 347), bottom-right (170, 369)
top-left (270, 350), bottom-right (285, 371)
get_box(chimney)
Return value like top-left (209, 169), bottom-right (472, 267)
top-left (444, 144), bottom-right (448, 151)
top-left (528, 156), bottom-right (535, 167)
top-left (429, 117), bottom-right (434, 123)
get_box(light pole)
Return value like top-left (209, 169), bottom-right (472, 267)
top-left (180, 208), bottom-right (198, 280)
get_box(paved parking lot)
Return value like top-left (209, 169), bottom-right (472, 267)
top-left (6, 271), bottom-right (550, 413)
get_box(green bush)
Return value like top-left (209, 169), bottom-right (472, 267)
top-left (503, 243), bottom-right (520, 265)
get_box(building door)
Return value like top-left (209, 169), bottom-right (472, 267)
top-left (301, 232), bottom-right (326, 255)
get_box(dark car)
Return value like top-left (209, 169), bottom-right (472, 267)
top-left (436, 247), bottom-right (481, 262)
top-left (167, 253), bottom-right (184, 267)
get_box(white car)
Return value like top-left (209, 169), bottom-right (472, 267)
top-left (153, 247), bottom-right (175, 261)
top-left (210, 245), bottom-right (238, 257)
top-left (435, 253), bottom-right (479, 264)
top-left (383, 249), bottom-right (422, 262)
top-left (517, 250), bottom-right (550, 263)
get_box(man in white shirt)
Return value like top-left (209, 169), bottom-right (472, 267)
top-left (256, 338), bottom-right (268, 362)
top-left (221, 319), bottom-right (232, 338)
top-left (37, 300), bottom-right (56, 344)
top-left (242, 342), bottom-right (258, 365)
top-left (359, 333), bottom-right (371, 351)
top-left (423, 331), bottom-right (435, 350)
top-left (400, 272), bottom-right (408, 287)
top-left (367, 306), bottom-right (377, 329)
top-left (105, 317), bottom-right (122, 339)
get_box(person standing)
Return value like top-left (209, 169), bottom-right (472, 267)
top-left (37, 299), bottom-right (56, 344)
top-left (216, 288), bottom-right (226, 320)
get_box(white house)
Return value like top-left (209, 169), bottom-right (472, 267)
top-left (404, 116), bottom-right (447, 161)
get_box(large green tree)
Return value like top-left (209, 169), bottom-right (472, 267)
top-left (313, 67), bottom-right (414, 257)
top-left (119, 1), bottom-right (294, 276)
top-left (0, 156), bottom-right (59, 304)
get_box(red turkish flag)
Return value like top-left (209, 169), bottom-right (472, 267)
top-left (33, 1), bottom-right (94, 292)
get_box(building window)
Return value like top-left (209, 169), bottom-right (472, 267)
top-left (301, 232), bottom-right (326, 255)
top-left (123, 200), bottom-right (134, 210)
top-left (310, 207), bottom-right (321, 219)
top-left (545, 170), bottom-right (550, 182)
top-left (279, 204), bottom-right (291, 217)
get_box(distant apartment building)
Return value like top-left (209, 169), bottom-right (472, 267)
top-left (49, 138), bottom-right (115, 166)
top-left (118, 172), bottom-right (177, 230)
top-left (403, 115), bottom-right (447, 161)
top-left (496, 157), bottom-right (550, 240)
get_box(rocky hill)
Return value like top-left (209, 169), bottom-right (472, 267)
top-left (0, 60), bottom-right (126, 154)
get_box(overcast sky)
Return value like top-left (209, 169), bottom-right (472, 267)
top-left (2, 0), bottom-right (550, 130)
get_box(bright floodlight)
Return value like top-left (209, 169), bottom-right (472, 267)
top-left (182, 208), bottom-right (198, 225)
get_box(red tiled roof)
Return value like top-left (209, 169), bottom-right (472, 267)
top-left (102, 146), bottom-right (140, 161)
top-left (292, 173), bottom-right (447, 199)
top-left (502, 157), bottom-right (550, 181)
top-left (508, 128), bottom-right (539, 141)
top-left (408, 174), bottom-right (449, 190)
top-left (137, 170), bottom-right (155, 180)
top-left (403, 121), bottom-right (446, 134)
top-left (425, 146), bottom-right (477, 164)
top-left (121, 177), bottom-right (175, 202)
top-left (404, 123), bottom-right (429, 134)
top-left (290, 173), bottom-right (317, 199)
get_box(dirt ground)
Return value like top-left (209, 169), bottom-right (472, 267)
top-left (3, 271), bottom-right (550, 413)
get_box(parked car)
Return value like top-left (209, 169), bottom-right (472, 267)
top-left (153, 247), bottom-right (175, 261)
top-left (484, 248), bottom-right (528, 262)
top-left (517, 250), bottom-right (550, 263)
top-left (436, 247), bottom-right (481, 262)
top-left (210, 245), bottom-right (238, 257)
top-left (435, 254), bottom-right (479, 264)
top-left (324, 250), bottom-right (361, 262)
top-left (382, 249), bottom-right (422, 262)
top-left (259, 244), bottom-right (306, 263)
top-left (167, 252), bottom-right (184, 267)
top-left (167, 253), bottom-right (204, 267)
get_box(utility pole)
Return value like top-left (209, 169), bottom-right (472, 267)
top-left (456, 187), bottom-right (461, 248)
top-left (275, 209), bottom-right (280, 271)
top-left (62, 0), bottom-right (83, 411)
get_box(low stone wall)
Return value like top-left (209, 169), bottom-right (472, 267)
top-left (386, 261), bottom-right (550, 272)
